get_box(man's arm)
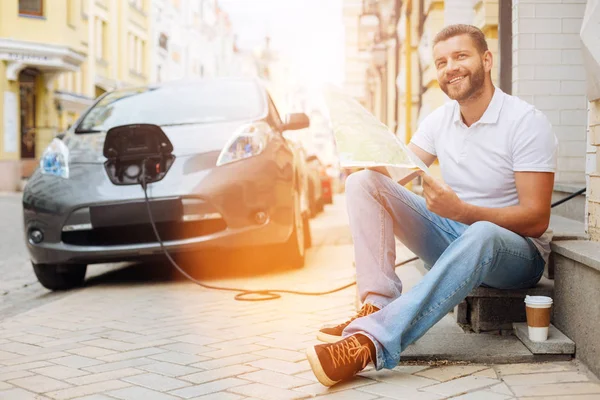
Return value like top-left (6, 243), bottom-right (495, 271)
top-left (422, 171), bottom-right (554, 238)
top-left (396, 143), bottom-right (437, 186)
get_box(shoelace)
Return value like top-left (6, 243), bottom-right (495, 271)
top-left (327, 336), bottom-right (372, 369)
top-left (334, 303), bottom-right (378, 329)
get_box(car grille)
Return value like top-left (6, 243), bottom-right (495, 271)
top-left (61, 220), bottom-right (227, 246)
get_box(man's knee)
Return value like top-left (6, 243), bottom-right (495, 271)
top-left (345, 169), bottom-right (394, 198)
top-left (464, 221), bottom-right (507, 243)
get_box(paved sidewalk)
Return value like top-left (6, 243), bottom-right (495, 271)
top-left (1, 195), bottom-right (599, 399)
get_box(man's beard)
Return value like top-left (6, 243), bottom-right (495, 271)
top-left (440, 63), bottom-right (485, 102)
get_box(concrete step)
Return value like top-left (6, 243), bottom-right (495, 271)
top-left (402, 331), bottom-right (572, 364)
top-left (513, 322), bottom-right (575, 355)
top-left (547, 215), bottom-right (588, 279)
top-left (454, 276), bottom-right (554, 333)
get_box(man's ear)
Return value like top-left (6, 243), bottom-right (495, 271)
top-left (483, 50), bottom-right (493, 73)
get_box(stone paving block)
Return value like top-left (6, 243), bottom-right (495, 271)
top-left (139, 361), bottom-right (201, 377)
top-left (358, 369), bottom-right (439, 389)
top-left (1, 351), bottom-right (70, 366)
top-left (451, 391), bottom-right (512, 400)
top-left (66, 368), bottom-right (144, 385)
top-left (199, 344), bottom-right (268, 359)
top-left (31, 365), bottom-right (90, 380)
top-left (421, 376), bottom-right (501, 397)
top-left (414, 365), bottom-right (490, 382)
top-left (237, 369), bottom-right (314, 389)
top-left (9, 334), bottom-right (53, 345)
top-left (52, 355), bottom-right (104, 369)
top-left (98, 347), bottom-right (168, 362)
top-left (0, 350), bottom-right (20, 360)
top-left (168, 377), bottom-right (248, 398)
top-left (71, 395), bottom-right (115, 400)
top-left (78, 339), bottom-right (142, 352)
top-left (0, 387), bottom-right (52, 399)
top-left (149, 351), bottom-right (210, 366)
top-left (228, 382), bottom-right (310, 400)
top-left (518, 396), bottom-right (600, 400)
top-left (0, 370), bottom-right (33, 381)
top-left (293, 377), bottom-right (376, 397)
top-left (247, 359), bottom-right (309, 375)
top-left (0, 381), bottom-right (12, 389)
top-left (122, 372), bottom-right (191, 391)
top-left (107, 385), bottom-right (181, 400)
top-left (513, 323), bottom-right (576, 354)
top-left (503, 371), bottom-right (592, 386)
top-left (83, 357), bottom-right (154, 373)
top-left (8, 374), bottom-right (72, 393)
top-left (356, 382), bottom-right (444, 400)
top-left (188, 392), bottom-right (244, 400)
top-left (37, 335), bottom-right (101, 348)
top-left (313, 390), bottom-right (379, 400)
top-left (252, 348), bottom-right (305, 363)
top-left (205, 337), bottom-right (262, 349)
top-left (472, 368), bottom-right (497, 378)
top-left (0, 341), bottom-right (43, 355)
top-left (66, 346), bottom-right (117, 358)
top-left (171, 335), bottom-right (223, 346)
top-left (190, 353), bottom-right (263, 370)
top-left (494, 361), bottom-right (576, 376)
top-left (159, 343), bottom-right (214, 355)
top-left (181, 364), bottom-right (257, 385)
top-left (488, 382), bottom-right (513, 395)
top-left (510, 382), bottom-right (600, 397)
top-left (0, 360), bottom-right (54, 372)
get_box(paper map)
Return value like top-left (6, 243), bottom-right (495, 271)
top-left (324, 85), bottom-right (430, 181)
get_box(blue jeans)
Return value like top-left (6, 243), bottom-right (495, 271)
top-left (343, 170), bottom-right (545, 370)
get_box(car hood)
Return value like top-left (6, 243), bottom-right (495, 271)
top-left (64, 120), bottom-right (253, 163)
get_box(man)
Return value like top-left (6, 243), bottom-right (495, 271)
top-left (306, 24), bottom-right (558, 386)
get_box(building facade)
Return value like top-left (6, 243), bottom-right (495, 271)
top-left (0, 0), bottom-right (153, 191)
top-left (150, 0), bottom-right (237, 84)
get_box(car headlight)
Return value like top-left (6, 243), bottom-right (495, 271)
top-left (216, 122), bottom-right (270, 166)
top-left (40, 138), bottom-right (70, 179)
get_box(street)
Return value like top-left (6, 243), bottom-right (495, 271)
top-left (1, 193), bottom-right (600, 399)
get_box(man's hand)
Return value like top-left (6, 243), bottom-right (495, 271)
top-left (421, 173), bottom-right (467, 221)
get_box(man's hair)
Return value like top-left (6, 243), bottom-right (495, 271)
top-left (432, 24), bottom-right (489, 54)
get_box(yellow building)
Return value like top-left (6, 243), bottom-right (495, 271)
top-left (0, 0), bottom-right (152, 191)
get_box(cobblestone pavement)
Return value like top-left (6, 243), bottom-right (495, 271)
top-left (1, 194), bottom-right (599, 399)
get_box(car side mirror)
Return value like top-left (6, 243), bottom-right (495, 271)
top-left (282, 113), bottom-right (309, 131)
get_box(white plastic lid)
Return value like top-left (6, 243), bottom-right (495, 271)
top-left (524, 295), bottom-right (553, 305)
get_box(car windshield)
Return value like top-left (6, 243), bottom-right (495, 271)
top-left (76, 80), bottom-right (265, 133)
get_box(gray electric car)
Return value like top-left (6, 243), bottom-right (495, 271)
top-left (22, 78), bottom-right (311, 290)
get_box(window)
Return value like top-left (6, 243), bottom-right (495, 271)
top-left (19, 0), bottom-right (43, 16)
top-left (67, 0), bottom-right (76, 27)
top-left (95, 18), bottom-right (107, 61)
top-left (129, 0), bottom-right (143, 11)
top-left (129, 34), bottom-right (145, 75)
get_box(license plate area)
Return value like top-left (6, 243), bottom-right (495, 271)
top-left (90, 198), bottom-right (183, 228)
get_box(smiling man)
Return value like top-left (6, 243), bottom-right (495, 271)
top-left (306, 24), bottom-right (558, 386)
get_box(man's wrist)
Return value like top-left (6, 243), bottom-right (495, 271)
top-left (458, 201), bottom-right (473, 224)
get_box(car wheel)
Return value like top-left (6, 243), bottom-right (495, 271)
top-left (281, 189), bottom-right (306, 268)
top-left (317, 198), bottom-right (324, 213)
top-left (303, 213), bottom-right (312, 249)
top-left (32, 262), bottom-right (87, 291)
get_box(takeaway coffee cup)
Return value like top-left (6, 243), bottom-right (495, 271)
top-left (524, 295), bottom-right (553, 342)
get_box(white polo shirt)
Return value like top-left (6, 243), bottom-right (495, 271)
top-left (410, 87), bottom-right (558, 263)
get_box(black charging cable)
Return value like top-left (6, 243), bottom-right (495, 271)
top-left (140, 161), bottom-right (585, 301)
top-left (139, 161), bottom-right (418, 301)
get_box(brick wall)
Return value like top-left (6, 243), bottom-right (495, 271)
top-left (512, 0), bottom-right (588, 184)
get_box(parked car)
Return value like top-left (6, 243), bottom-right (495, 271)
top-left (305, 154), bottom-right (325, 216)
top-left (22, 77), bottom-right (311, 290)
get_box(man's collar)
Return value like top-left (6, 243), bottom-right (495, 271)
top-left (452, 86), bottom-right (505, 125)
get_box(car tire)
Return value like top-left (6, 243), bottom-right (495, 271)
top-left (32, 262), bottom-right (87, 291)
top-left (281, 190), bottom-right (306, 269)
top-left (303, 213), bottom-right (312, 249)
